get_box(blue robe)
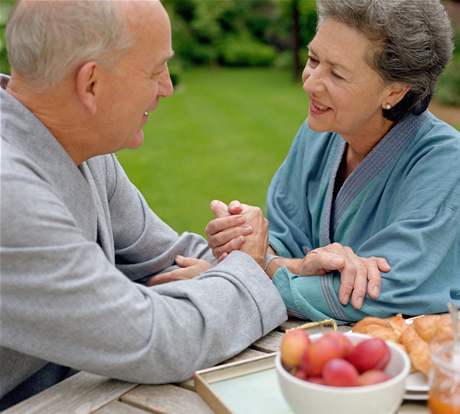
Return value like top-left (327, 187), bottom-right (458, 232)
top-left (267, 111), bottom-right (460, 322)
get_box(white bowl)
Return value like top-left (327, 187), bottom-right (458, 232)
top-left (276, 332), bottom-right (411, 414)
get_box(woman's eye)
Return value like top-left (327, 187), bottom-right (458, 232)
top-left (332, 72), bottom-right (345, 80)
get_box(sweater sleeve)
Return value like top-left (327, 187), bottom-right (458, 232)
top-left (0, 153), bottom-right (287, 386)
top-left (105, 155), bottom-right (215, 281)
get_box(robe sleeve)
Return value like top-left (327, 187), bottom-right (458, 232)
top-left (272, 202), bottom-right (460, 322)
top-left (267, 123), bottom-right (315, 258)
top-left (105, 155), bottom-right (215, 280)
top-left (271, 124), bottom-right (460, 321)
top-left (1, 150), bottom-right (287, 388)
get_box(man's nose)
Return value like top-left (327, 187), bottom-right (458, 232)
top-left (159, 67), bottom-right (174, 98)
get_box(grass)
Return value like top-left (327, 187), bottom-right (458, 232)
top-left (117, 67), bottom-right (307, 235)
top-left (118, 66), bottom-right (460, 236)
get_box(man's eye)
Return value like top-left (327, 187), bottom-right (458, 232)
top-left (307, 56), bottom-right (319, 67)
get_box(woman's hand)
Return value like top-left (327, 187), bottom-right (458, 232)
top-left (147, 256), bottom-right (211, 286)
top-left (267, 243), bottom-right (391, 309)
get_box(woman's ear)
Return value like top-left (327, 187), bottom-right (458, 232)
top-left (75, 61), bottom-right (98, 115)
top-left (383, 83), bottom-right (411, 109)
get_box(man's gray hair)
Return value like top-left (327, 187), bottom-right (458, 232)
top-left (6, 0), bottom-right (133, 87)
top-left (316, 0), bottom-right (454, 121)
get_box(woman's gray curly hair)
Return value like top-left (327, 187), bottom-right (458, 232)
top-left (316, 0), bottom-right (454, 122)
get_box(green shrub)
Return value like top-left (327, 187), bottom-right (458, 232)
top-left (273, 49), bottom-right (308, 70)
top-left (436, 54), bottom-right (460, 106)
top-left (219, 33), bottom-right (276, 67)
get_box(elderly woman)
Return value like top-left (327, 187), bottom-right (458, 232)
top-left (204, 0), bottom-right (460, 322)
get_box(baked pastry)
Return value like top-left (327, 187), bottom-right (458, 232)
top-left (352, 313), bottom-right (457, 377)
top-left (400, 325), bottom-right (431, 376)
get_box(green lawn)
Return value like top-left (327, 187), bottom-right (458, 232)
top-left (117, 67), bottom-right (307, 235)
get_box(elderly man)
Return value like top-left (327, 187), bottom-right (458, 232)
top-left (0, 0), bottom-right (286, 408)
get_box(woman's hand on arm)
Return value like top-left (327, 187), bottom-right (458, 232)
top-left (266, 242), bottom-right (390, 310)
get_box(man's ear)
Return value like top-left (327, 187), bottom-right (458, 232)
top-left (384, 82), bottom-right (411, 108)
top-left (75, 61), bottom-right (99, 115)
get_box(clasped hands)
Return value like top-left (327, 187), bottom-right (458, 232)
top-left (205, 200), bottom-right (391, 310)
top-left (148, 199), bottom-right (390, 310)
top-left (146, 200), bottom-right (269, 286)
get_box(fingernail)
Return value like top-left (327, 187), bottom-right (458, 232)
top-left (372, 286), bottom-right (379, 296)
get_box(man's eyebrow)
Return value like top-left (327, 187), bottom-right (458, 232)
top-left (162, 51), bottom-right (175, 65)
top-left (307, 44), bottom-right (351, 73)
top-left (153, 51), bottom-right (175, 70)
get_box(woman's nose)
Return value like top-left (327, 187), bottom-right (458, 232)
top-left (303, 67), bottom-right (325, 94)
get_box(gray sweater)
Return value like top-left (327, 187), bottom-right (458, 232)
top-left (0, 77), bottom-right (287, 402)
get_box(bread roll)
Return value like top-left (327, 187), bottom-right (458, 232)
top-left (400, 325), bottom-right (432, 376)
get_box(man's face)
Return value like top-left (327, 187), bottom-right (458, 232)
top-left (95, 0), bottom-right (174, 153)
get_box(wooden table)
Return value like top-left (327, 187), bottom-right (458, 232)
top-left (3, 318), bottom-right (429, 414)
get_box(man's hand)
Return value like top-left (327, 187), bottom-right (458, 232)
top-left (206, 199), bottom-right (268, 268)
top-left (205, 199), bottom-right (254, 259)
top-left (147, 256), bottom-right (211, 286)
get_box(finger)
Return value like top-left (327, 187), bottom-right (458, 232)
top-left (218, 252), bottom-right (228, 262)
top-left (175, 255), bottom-right (200, 267)
top-left (365, 259), bottom-right (381, 299)
top-left (228, 200), bottom-right (243, 215)
top-left (350, 260), bottom-right (368, 309)
top-left (208, 224), bottom-right (252, 248)
top-left (210, 200), bottom-right (231, 218)
top-left (338, 247), bottom-right (358, 306)
top-left (375, 257), bottom-right (391, 272)
top-left (214, 235), bottom-right (246, 258)
top-left (147, 271), bottom-right (181, 286)
top-left (205, 215), bottom-right (246, 237)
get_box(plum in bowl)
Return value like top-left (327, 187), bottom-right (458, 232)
top-left (275, 331), bottom-right (411, 414)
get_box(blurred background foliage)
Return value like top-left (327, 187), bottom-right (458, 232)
top-left (0, 0), bottom-right (459, 234)
top-left (1, 0), bottom-right (459, 102)
top-left (163, 0), bottom-right (317, 81)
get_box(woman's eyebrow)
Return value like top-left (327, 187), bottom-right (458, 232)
top-left (307, 44), bottom-right (351, 73)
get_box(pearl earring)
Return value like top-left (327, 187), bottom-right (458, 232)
top-left (384, 104), bottom-right (391, 110)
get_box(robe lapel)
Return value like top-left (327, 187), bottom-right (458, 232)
top-left (332, 113), bottom-right (428, 233)
top-left (1, 86), bottom-right (98, 244)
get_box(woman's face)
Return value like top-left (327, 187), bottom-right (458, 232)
top-left (303, 18), bottom-right (394, 143)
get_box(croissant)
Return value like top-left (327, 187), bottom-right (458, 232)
top-left (352, 323), bottom-right (400, 343)
top-left (352, 313), bottom-right (456, 377)
top-left (400, 325), bottom-right (432, 376)
top-left (352, 314), bottom-right (407, 342)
